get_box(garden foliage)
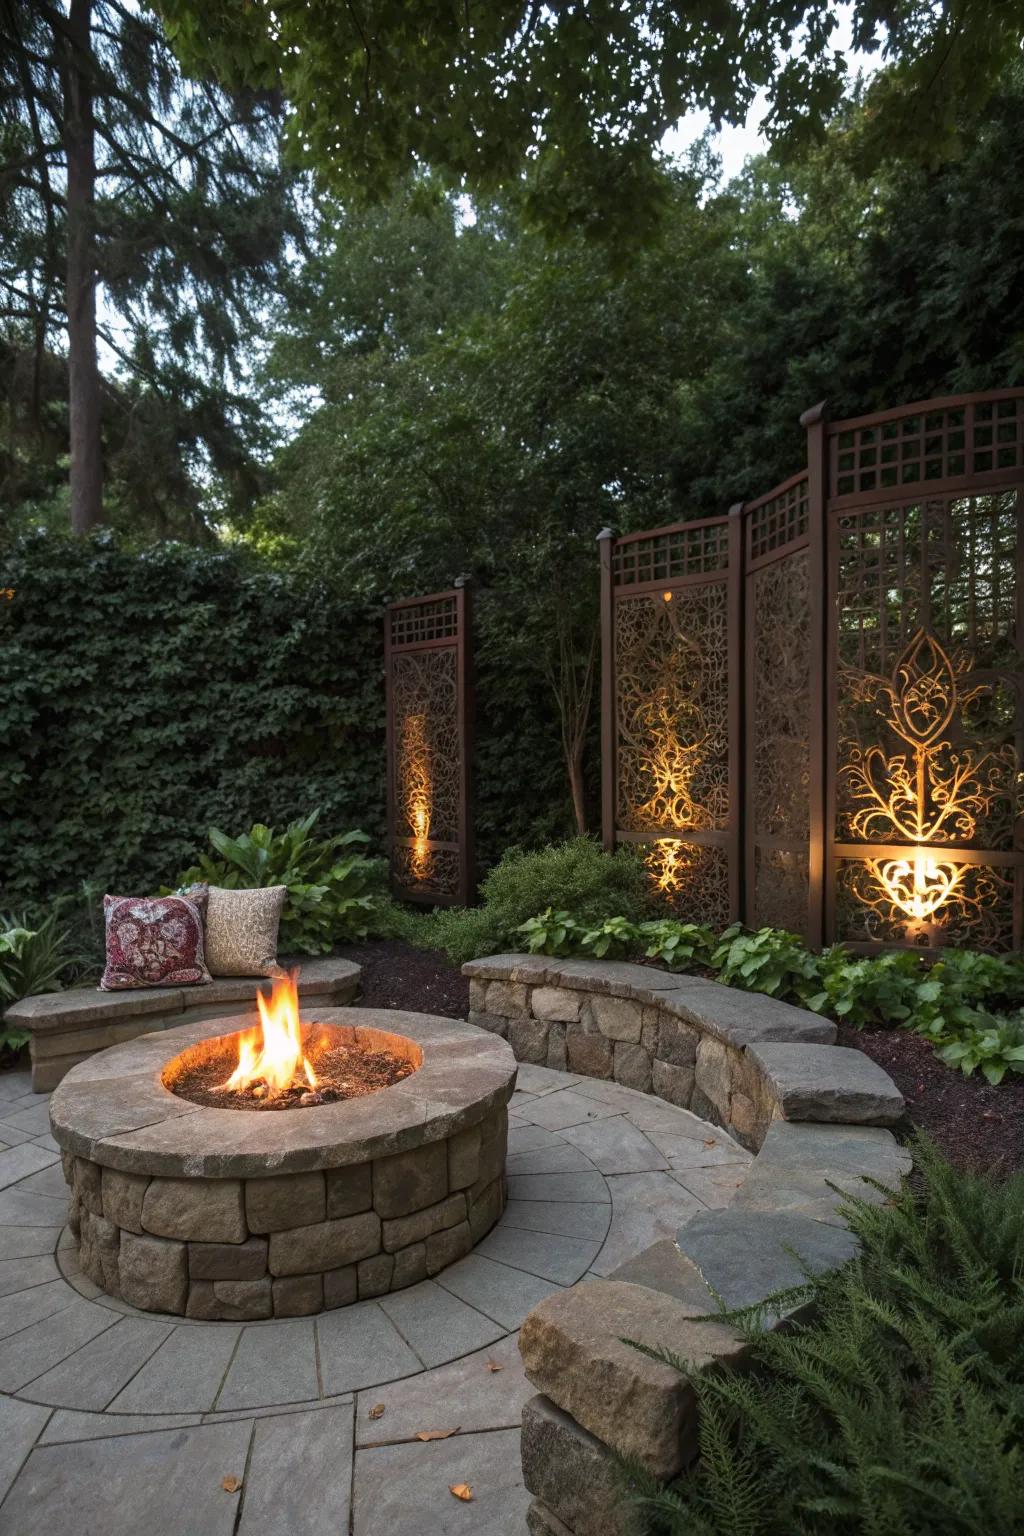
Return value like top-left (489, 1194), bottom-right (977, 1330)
top-left (0, 911), bottom-right (71, 1049)
top-left (629, 1141), bottom-right (1024, 1535)
top-left (426, 839), bottom-right (653, 968)
top-left (0, 535), bottom-right (385, 908)
top-left (172, 811), bottom-right (385, 954)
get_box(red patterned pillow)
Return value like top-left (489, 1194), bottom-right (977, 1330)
top-left (100, 892), bottom-right (211, 990)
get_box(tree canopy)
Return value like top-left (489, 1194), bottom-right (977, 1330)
top-left (156, 0), bottom-right (1024, 246)
top-left (0, 0), bottom-right (298, 535)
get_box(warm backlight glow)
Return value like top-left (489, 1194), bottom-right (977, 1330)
top-left (217, 972), bottom-right (316, 1097)
top-left (402, 712), bottom-right (432, 879)
top-left (872, 848), bottom-right (967, 925)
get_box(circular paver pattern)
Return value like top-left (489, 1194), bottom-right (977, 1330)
top-left (0, 1060), bottom-right (751, 1536)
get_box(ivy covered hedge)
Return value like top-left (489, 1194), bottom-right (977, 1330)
top-left (1, 533), bottom-right (386, 906)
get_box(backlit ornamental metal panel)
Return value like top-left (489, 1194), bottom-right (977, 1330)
top-left (601, 389), bottom-right (1024, 952)
top-left (600, 517), bottom-right (741, 929)
top-left (825, 393), bottom-right (1024, 952)
top-left (385, 584), bottom-right (473, 906)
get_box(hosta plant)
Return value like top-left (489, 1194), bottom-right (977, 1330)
top-left (173, 810), bottom-right (384, 955)
top-left (711, 924), bottom-right (824, 1004)
top-left (637, 919), bottom-right (717, 972)
top-left (516, 909), bottom-right (585, 957)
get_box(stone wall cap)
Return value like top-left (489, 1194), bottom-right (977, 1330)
top-left (49, 1006), bottom-right (516, 1178)
top-left (461, 954), bottom-right (552, 982)
top-left (747, 1042), bottom-right (904, 1124)
top-left (6, 985), bottom-right (186, 1031)
top-left (654, 976), bottom-right (836, 1047)
top-left (543, 958), bottom-right (684, 997)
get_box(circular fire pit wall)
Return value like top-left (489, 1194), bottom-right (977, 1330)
top-left (51, 1008), bottom-right (516, 1321)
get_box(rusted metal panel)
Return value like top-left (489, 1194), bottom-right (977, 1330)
top-left (385, 583), bottom-right (474, 906)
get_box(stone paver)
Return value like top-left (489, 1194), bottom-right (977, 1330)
top-left (0, 1419), bottom-right (251, 1536)
top-left (0, 1065), bottom-right (740, 1534)
top-left (353, 1426), bottom-right (529, 1536)
top-left (21, 1316), bottom-right (173, 1410)
top-left (108, 1320), bottom-right (242, 1414)
top-left (237, 1404), bottom-right (354, 1536)
top-left (354, 1332), bottom-right (531, 1444)
top-left (216, 1319), bottom-right (318, 1411)
top-left (317, 1301), bottom-right (422, 1394)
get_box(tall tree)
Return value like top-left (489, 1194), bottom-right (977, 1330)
top-left (0, 0), bottom-right (297, 534)
top-left (158, 0), bottom-right (1024, 247)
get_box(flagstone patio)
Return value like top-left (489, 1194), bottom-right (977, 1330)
top-left (0, 1061), bottom-right (751, 1536)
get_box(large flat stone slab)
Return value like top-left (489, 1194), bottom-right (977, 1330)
top-left (354, 1331), bottom-right (531, 1445)
top-left (747, 1043), bottom-right (904, 1125)
top-left (237, 1403), bottom-right (354, 1536)
top-left (590, 1171), bottom-right (706, 1277)
top-left (353, 1425), bottom-right (529, 1536)
top-left (676, 1207), bottom-right (860, 1310)
top-left (0, 1418), bottom-right (252, 1536)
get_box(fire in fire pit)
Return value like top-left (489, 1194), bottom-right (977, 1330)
top-left (164, 972), bottom-right (417, 1111)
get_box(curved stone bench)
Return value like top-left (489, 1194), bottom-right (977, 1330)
top-left (461, 954), bottom-right (909, 1536)
top-left (464, 954), bottom-right (902, 1150)
top-left (6, 956), bottom-right (361, 1091)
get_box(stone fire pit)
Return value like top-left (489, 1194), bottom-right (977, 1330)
top-left (49, 1007), bottom-right (516, 1320)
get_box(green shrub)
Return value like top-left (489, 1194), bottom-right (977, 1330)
top-left (429, 838), bottom-right (652, 966)
top-left (172, 811), bottom-right (386, 954)
top-left (629, 1141), bottom-right (1024, 1536)
top-left (812, 948), bottom-right (926, 1028)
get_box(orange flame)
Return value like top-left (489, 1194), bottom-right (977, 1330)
top-left (216, 971), bottom-right (316, 1097)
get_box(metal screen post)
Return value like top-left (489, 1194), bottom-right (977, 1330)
top-left (801, 401), bottom-right (828, 948)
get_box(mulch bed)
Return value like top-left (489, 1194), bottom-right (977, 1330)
top-left (337, 939), bottom-right (1024, 1177)
top-left (836, 1022), bottom-right (1024, 1177)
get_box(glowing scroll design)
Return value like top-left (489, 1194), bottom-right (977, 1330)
top-left (839, 628), bottom-right (1015, 940)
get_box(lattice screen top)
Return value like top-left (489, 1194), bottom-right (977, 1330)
top-left (389, 595), bottom-right (459, 647)
top-left (612, 520), bottom-right (729, 588)
top-left (831, 395), bottom-right (1024, 499)
top-left (747, 476), bottom-right (809, 562)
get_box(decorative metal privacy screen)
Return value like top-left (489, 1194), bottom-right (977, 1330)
top-left (385, 585), bottom-right (473, 906)
top-left (602, 389), bottom-right (1024, 951)
top-left (599, 518), bottom-right (741, 930)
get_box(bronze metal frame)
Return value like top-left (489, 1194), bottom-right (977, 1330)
top-left (384, 581), bottom-right (474, 906)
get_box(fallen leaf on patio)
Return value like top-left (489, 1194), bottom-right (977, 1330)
top-left (221, 1476), bottom-right (242, 1494)
top-left (485, 1359), bottom-right (504, 1372)
top-left (415, 1427), bottom-right (460, 1441)
top-left (449, 1483), bottom-right (474, 1501)
top-left (368, 1403), bottom-right (386, 1419)
top-left (703, 1139), bottom-right (716, 1148)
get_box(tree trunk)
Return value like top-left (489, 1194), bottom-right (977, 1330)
top-left (61, 0), bottom-right (102, 534)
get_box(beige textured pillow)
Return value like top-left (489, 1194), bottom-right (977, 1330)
top-left (203, 885), bottom-right (287, 977)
